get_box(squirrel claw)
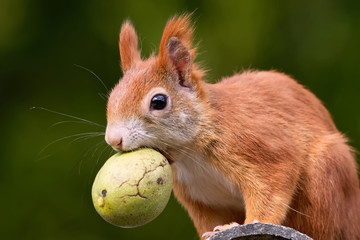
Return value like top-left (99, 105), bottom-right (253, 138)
top-left (213, 222), bottom-right (239, 232)
top-left (201, 231), bottom-right (215, 239)
top-left (202, 222), bottom-right (239, 239)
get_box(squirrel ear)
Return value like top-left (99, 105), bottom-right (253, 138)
top-left (119, 21), bottom-right (141, 72)
top-left (166, 37), bottom-right (192, 88)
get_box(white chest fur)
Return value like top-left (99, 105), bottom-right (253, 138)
top-left (173, 153), bottom-right (245, 210)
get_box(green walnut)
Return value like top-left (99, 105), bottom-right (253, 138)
top-left (91, 148), bottom-right (172, 228)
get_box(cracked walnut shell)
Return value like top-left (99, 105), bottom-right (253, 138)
top-left (91, 148), bottom-right (172, 228)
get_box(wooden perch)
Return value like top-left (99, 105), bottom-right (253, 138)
top-left (209, 223), bottom-right (312, 240)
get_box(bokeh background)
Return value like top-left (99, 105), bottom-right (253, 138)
top-left (1, 0), bottom-right (359, 239)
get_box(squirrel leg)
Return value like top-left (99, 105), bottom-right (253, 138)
top-left (179, 198), bottom-right (244, 239)
top-left (172, 178), bottom-right (245, 239)
top-left (242, 179), bottom-right (298, 225)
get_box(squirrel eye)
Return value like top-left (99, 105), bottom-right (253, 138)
top-left (150, 94), bottom-right (167, 110)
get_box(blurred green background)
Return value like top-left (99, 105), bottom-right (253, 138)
top-left (1, 0), bottom-right (359, 239)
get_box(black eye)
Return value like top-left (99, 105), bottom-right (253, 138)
top-left (150, 94), bottom-right (167, 110)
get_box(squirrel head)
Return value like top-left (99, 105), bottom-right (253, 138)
top-left (105, 14), bottom-right (206, 153)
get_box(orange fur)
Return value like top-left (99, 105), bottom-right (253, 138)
top-left (119, 20), bottom-right (141, 72)
top-left (106, 14), bottom-right (360, 240)
top-left (157, 14), bottom-right (205, 90)
top-left (157, 14), bottom-right (195, 67)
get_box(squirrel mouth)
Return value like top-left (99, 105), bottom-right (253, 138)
top-left (118, 146), bottom-right (174, 165)
top-left (152, 147), bottom-right (174, 165)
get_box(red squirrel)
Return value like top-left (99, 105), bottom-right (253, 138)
top-left (104, 14), bottom-right (360, 239)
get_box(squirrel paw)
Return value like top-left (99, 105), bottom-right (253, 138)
top-left (202, 222), bottom-right (239, 239)
top-left (201, 231), bottom-right (215, 239)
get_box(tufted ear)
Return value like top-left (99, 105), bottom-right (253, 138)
top-left (119, 21), bottom-right (141, 72)
top-left (166, 37), bottom-right (191, 88)
top-left (157, 14), bottom-right (198, 89)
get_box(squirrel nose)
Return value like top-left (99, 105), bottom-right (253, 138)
top-left (114, 138), bottom-right (123, 149)
top-left (105, 130), bottom-right (123, 151)
top-left (116, 138), bottom-right (123, 149)
top-left (106, 136), bottom-right (123, 151)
